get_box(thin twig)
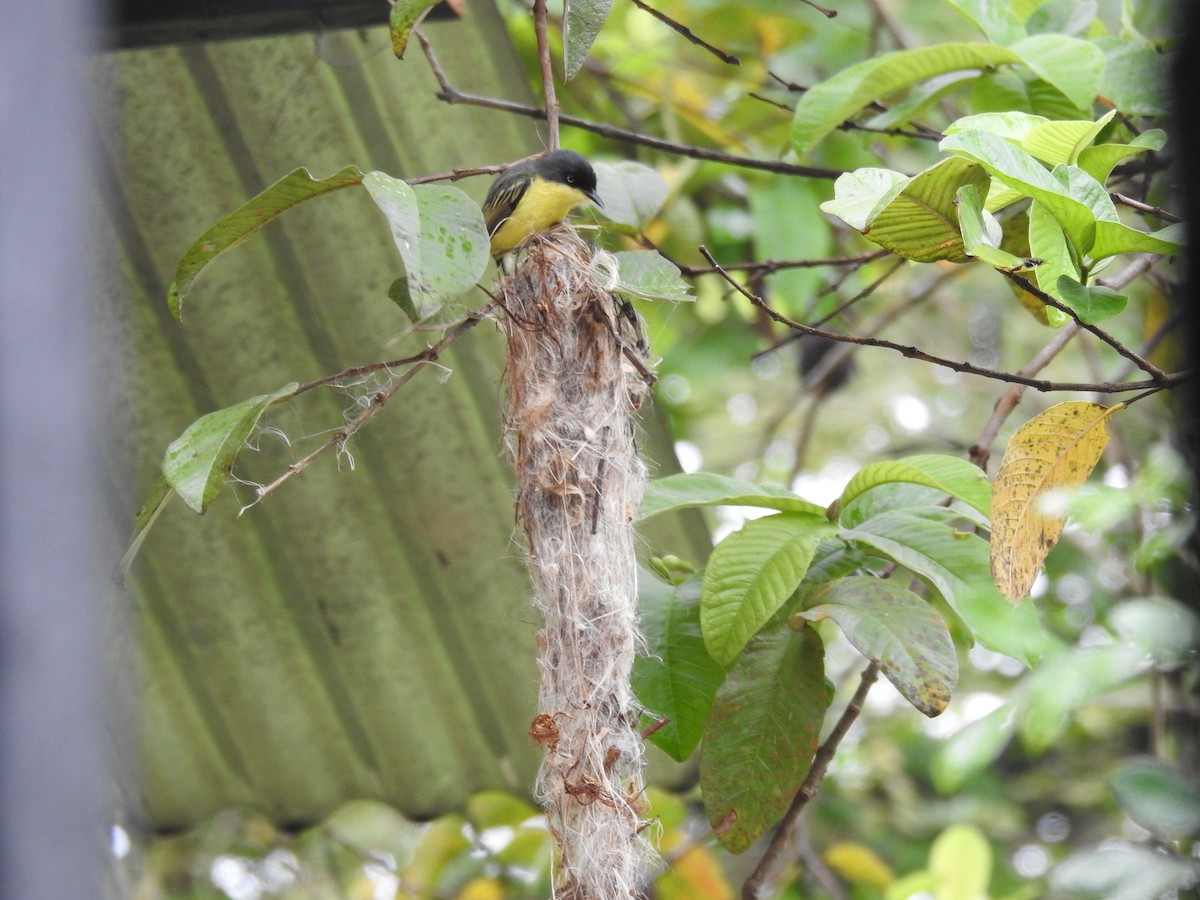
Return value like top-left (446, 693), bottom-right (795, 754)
top-left (1000, 270), bottom-right (1169, 382)
top-left (417, 37), bottom-right (843, 179)
top-left (798, 0), bottom-right (838, 17)
top-left (698, 246), bottom-right (1191, 394)
top-left (741, 663), bottom-right (880, 900)
top-left (969, 253), bottom-right (1164, 469)
top-left (630, 0), bottom-right (740, 64)
top-left (532, 0), bottom-right (560, 148)
top-left (253, 299), bottom-right (499, 503)
top-left (680, 248), bottom-right (888, 277)
top-left (1110, 192), bottom-right (1182, 223)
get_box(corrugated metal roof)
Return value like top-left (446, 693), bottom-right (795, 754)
top-left (98, 7), bottom-right (706, 830)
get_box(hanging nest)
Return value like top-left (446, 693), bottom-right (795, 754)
top-left (499, 226), bottom-right (656, 899)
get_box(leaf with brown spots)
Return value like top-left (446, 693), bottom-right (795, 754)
top-left (796, 576), bottom-right (957, 717)
top-left (990, 401), bottom-right (1122, 602)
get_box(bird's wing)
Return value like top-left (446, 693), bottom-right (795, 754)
top-left (483, 173), bottom-right (532, 235)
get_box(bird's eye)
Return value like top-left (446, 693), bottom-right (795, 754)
top-left (567, 175), bottom-right (575, 183)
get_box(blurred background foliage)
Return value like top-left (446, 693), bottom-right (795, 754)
top-left (118, 0), bottom-right (1197, 897)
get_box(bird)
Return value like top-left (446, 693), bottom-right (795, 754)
top-left (483, 150), bottom-right (603, 261)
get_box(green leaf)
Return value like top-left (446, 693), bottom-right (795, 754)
top-left (593, 160), bottom-right (669, 228)
top-left (362, 172), bottom-right (490, 325)
top-left (752, 178), bottom-right (831, 308)
top-left (1098, 39), bottom-right (1170, 116)
top-left (1111, 758), bottom-right (1200, 840)
top-left (834, 454), bottom-right (992, 521)
top-left (944, 110), bottom-right (1048, 144)
top-left (386, 276), bottom-right (419, 322)
top-left (1021, 110), bottom-right (1116, 166)
top-left (958, 184), bottom-right (1037, 271)
top-left (1026, 200), bottom-right (1077, 325)
top-left (162, 384), bottom-right (300, 514)
top-left (640, 472), bottom-right (827, 521)
top-left (1050, 846), bottom-right (1199, 900)
top-left (798, 576), bottom-right (958, 717)
top-left (633, 572), bottom-right (726, 762)
top-left (931, 704), bottom-right (1016, 793)
top-left (941, 130), bottom-right (1107, 253)
top-left (1009, 34), bottom-right (1104, 109)
top-left (820, 168), bottom-right (909, 232)
top-left (167, 165), bottom-right (365, 319)
top-left (841, 508), bottom-right (1051, 666)
top-left (609, 251), bottom-right (693, 304)
top-left (1017, 643), bottom-right (1145, 751)
top-left (563, 0), bottom-right (613, 79)
top-left (1075, 130), bottom-right (1164, 184)
top-left (701, 624), bottom-right (828, 854)
top-left (388, 0), bottom-right (439, 59)
top-left (701, 513), bottom-right (836, 667)
top-left (1055, 275), bottom-right (1127, 323)
top-left (792, 43), bottom-right (1022, 156)
top-left (940, 0), bottom-right (1025, 44)
top-left (928, 825), bottom-right (992, 900)
top-left (119, 477), bottom-right (176, 579)
top-left (862, 157), bottom-right (990, 262)
top-left (1090, 220), bottom-right (1184, 261)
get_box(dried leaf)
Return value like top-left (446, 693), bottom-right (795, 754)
top-left (990, 401), bottom-right (1122, 601)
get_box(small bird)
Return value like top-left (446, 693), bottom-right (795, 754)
top-left (483, 150), bottom-right (603, 260)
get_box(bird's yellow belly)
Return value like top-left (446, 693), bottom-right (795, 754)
top-left (489, 181), bottom-right (590, 255)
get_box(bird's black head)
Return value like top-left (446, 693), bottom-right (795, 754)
top-left (536, 149), bottom-right (602, 206)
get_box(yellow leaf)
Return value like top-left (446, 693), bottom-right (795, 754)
top-left (657, 845), bottom-right (734, 900)
top-left (457, 876), bottom-right (506, 900)
top-left (990, 401), bottom-right (1122, 602)
top-left (825, 841), bottom-right (895, 890)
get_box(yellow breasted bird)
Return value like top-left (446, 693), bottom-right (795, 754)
top-left (483, 150), bottom-right (602, 260)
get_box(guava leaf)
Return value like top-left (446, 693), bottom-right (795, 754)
top-left (593, 160), bottom-right (669, 228)
top-left (163, 383), bottom-right (300, 514)
top-left (640, 472), bottom-right (827, 521)
top-left (701, 513), bottom-right (836, 666)
top-left (633, 572), bottom-right (726, 762)
top-left (834, 454), bottom-right (992, 521)
top-left (168, 166), bottom-right (365, 319)
top-left (362, 172), bottom-right (490, 325)
top-left (609, 250), bottom-right (693, 303)
top-left (799, 576), bottom-right (957, 716)
top-left (991, 401), bottom-right (1122, 601)
top-left (564, 0), bottom-right (613, 79)
top-left (389, 0), bottom-right (440, 59)
top-left (701, 624), bottom-right (827, 854)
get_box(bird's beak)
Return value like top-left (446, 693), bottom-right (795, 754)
top-left (587, 188), bottom-right (604, 209)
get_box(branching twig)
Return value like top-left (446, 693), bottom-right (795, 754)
top-left (1000, 270), bottom-right (1169, 382)
top-left (416, 36), bottom-right (843, 179)
top-left (798, 0), bottom-right (838, 18)
top-left (254, 298), bottom-right (499, 502)
top-left (741, 662), bottom-right (880, 900)
top-left (630, 0), bottom-right (740, 65)
top-left (969, 253), bottom-right (1164, 468)
top-left (698, 246), bottom-right (1191, 394)
top-left (532, 0), bottom-right (560, 148)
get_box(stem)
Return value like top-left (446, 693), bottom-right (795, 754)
top-left (629, 0), bottom-right (740, 64)
top-left (742, 663), bottom-right (880, 900)
top-left (532, 0), bottom-right (560, 148)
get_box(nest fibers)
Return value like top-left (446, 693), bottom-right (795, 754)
top-left (500, 227), bottom-right (656, 899)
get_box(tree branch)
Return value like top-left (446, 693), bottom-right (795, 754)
top-left (999, 270), bottom-right (1169, 382)
top-left (698, 246), bottom-right (1192, 394)
top-left (252, 298), bottom-right (499, 504)
top-left (630, 0), bottom-right (740, 65)
top-left (416, 36), bottom-right (843, 179)
top-left (532, 0), bottom-right (560, 148)
top-left (741, 662), bottom-right (880, 900)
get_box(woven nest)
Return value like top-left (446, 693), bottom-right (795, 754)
top-left (499, 227), bottom-right (656, 899)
